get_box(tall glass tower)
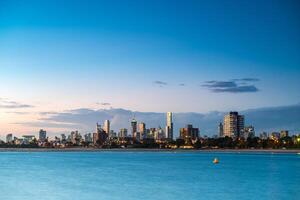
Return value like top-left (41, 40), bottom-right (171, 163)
top-left (165, 112), bottom-right (173, 140)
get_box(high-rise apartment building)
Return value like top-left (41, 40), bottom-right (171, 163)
top-left (223, 112), bottom-right (244, 137)
top-left (165, 112), bottom-right (173, 140)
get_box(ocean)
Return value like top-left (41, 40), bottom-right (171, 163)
top-left (0, 151), bottom-right (299, 200)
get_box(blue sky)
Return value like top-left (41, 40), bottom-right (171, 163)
top-left (0, 0), bottom-right (299, 135)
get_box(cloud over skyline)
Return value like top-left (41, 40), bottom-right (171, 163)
top-left (13, 103), bottom-right (300, 137)
top-left (202, 79), bottom-right (260, 93)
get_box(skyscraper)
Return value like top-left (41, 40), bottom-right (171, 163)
top-left (39, 129), bottom-right (47, 142)
top-left (131, 118), bottom-right (137, 139)
top-left (103, 120), bottom-right (110, 136)
top-left (165, 112), bottom-right (173, 140)
top-left (139, 122), bottom-right (146, 139)
top-left (223, 112), bottom-right (244, 137)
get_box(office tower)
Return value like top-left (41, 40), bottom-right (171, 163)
top-left (165, 112), bottom-right (173, 140)
top-left (131, 118), bottom-right (137, 139)
top-left (118, 128), bottom-right (128, 138)
top-left (103, 120), bottom-right (110, 136)
top-left (6, 134), bottom-right (13, 143)
top-left (139, 122), bottom-right (146, 139)
top-left (218, 122), bottom-right (224, 137)
top-left (39, 129), bottom-right (47, 142)
top-left (180, 124), bottom-right (199, 144)
top-left (223, 112), bottom-right (244, 137)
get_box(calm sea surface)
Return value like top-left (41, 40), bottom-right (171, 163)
top-left (0, 151), bottom-right (299, 200)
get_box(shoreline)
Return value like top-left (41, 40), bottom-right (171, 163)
top-left (0, 148), bottom-right (299, 153)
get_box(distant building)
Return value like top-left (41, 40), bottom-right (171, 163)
top-left (103, 120), bottom-right (110, 136)
top-left (6, 134), bottom-right (13, 143)
top-left (223, 111), bottom-right (244, 137)
top-left (84, 133), bottom-right (93, 143)
top-left (154, 126), bottom-right (165, 140)
top-left (139, 122), bottom-right (146, 139)
top-left (109, 130), bottom-right (117, 138)
top-left (259, 132), bottom-right (268, 140)
top-left (93, 123), bottom-right (107, 145)
top-left (131, 118), bottom-right (137, 141)
top-left (70, 131), bottom-right (80, 144)
top-left (39, 129), bottom-right (47, 142)
top-left (243, 126), bottom-right (255, 139)
top-left (149, 128), bottom-right (156, 139)
top-left (218, 122), bottom-right (223, 137)
top-left (118, 128), bottom-right (128, 138)
top-left (165, 112), bottom-right (173, 140)
top-left (180, 124), bottom-right (199, 144)
top-left (134, 132), bottom-right (141, 142)
top-left (22, 135), bottom-right (36, 144)
top-left (61, 134), bottom-right (66, 141)
top-left (270, 132), bottom-right (280, 140)
top-left (280, 130), bottom-right (289, 138)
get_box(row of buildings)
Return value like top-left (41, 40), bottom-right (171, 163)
top-left (3, 112), bottom-right (179, 146)
top-left (218, 111), bottom-right (291, 140)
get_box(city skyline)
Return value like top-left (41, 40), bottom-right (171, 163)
top-left (2, 110), bottom-right (298, 150)
top-left (0, 0), bottom-right (300, 136)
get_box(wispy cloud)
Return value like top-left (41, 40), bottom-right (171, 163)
top-left (153, 80), bottom-right (168, 87)
top-left (231, 78), bottom-right (260, 82)
top-left (202, 78), bottom-right (260, 93)
top-left (96, 102), bottom-right (111, 106)
top-left (179, 83), bottom-right (185, 86)
top-left (6, 111), bottom-right (30, 115)
top-left (0, 98), bottom-right (34, 109)
top-left (38, 111), bottom-right (60, 115)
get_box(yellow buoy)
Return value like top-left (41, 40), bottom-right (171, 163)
top-left (213, 158), bottom-right (219, 164)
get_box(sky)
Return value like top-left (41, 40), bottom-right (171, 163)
top-left (0, 0), bottom-right (299, 136)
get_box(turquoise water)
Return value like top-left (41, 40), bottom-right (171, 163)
top-left (0, 152), bottom-right (299, 200)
